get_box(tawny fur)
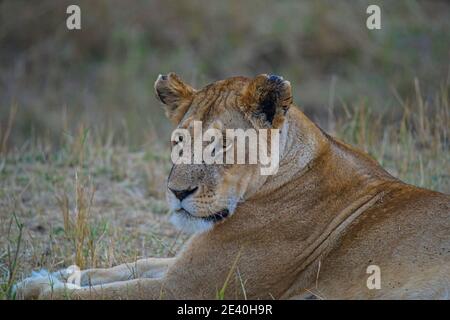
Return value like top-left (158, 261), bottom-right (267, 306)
top-left (16, 74), bottom-right (450, 300)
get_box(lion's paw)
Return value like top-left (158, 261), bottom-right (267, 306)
top-left (14, 269), bottom-right (81, 300)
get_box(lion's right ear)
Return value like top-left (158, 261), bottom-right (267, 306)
top-left (240, 74), bottom-right (292, 129)
top-left (154, 73), bottom-right (196, 124)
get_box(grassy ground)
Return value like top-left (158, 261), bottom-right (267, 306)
top-left (0, 130), bottom-right (190, 299)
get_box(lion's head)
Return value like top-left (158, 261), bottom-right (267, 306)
top-left (154, 73), bottom-right (293, 233)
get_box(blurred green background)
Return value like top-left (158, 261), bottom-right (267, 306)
top-left (0, 0), bottom-right (449, 148)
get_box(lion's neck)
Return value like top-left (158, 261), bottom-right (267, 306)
top-left (208, 108), bottom-right (396, 297)
top-left (239, 105), bottom-right (395, 258)
top-left (252, 106), bottom-right (393, 199)
top-left (225, 107), bottom-right (395, 294)
top-left (238, 105), bottom-right (395, 245)
top-left (250, 107), bottom-right (329, 197)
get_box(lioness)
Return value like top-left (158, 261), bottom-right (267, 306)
top-left (17, 73), bottom-right (450, 299)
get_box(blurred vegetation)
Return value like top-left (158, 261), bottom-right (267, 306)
top-left (0, 0), bottom-right (449, 148)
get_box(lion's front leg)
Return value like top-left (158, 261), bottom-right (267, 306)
top-left (15, 257), bottom-right (175, 299)
top-left (79, 257), bottom-right (175, 286)
top-left (39, 277), bottom-right (175, 300)
top-left (14, 270), bottom-right (81, 300)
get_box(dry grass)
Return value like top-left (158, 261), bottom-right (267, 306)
top-left (334, 78), bottom-right (449, 192)
top-left (57, 172), bottom-right (98, 269)
top-left (0, 103), bottom-right (17, 155)
top-left (0, 128), bottom-right (187, 299)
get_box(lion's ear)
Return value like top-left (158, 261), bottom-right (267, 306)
top-left (240, 74), bottom-right (292, 128)
top-left (154, 73), bottom-right (196, 124)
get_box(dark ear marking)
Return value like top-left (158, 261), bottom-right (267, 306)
top-left (259, 88), bottom-right (278, 124)
top-left (242, 74), bottom-right (292, 127)
top-left (261, 74), bottom-right (291, 124)
top-left (268, 74), bottom-right (285, 85)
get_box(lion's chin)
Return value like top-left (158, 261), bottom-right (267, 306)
top-left (169, 208), bottom-right (230, 234)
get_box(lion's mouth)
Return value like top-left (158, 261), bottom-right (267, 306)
top-left (176, 208), bottom-right (230, 223)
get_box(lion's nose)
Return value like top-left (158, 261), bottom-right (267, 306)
top-left (169, 186), bottom-right (198, 201)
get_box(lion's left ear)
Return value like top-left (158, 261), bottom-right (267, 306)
top-left (240, 74), bottom-right (292, 128)
top-left (154, 73), bottom-right (196, 125)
